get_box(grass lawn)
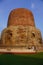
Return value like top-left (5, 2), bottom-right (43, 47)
top-left (0, 52), bottom-right (43, 65)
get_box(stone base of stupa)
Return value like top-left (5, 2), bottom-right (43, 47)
top-left (0, 25), bottom-right (42, 54)
top-left (0, 48), bottom-right (36, 54)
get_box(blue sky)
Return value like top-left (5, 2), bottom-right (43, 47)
top-left (0, 0), bottom-right (43, 38)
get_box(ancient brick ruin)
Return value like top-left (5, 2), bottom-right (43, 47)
top-left (0, 8), bottom-right (43, 52)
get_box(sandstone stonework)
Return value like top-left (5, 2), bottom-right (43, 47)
top-left (7, 8), bottom-right (35, 27)
top-left (1, 26), bottom-right (42, 50)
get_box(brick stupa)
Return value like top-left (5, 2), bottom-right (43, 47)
top-left (7, 8), bottom-right (35, 26)
top-left (0, 8), bottom-right (43, 53)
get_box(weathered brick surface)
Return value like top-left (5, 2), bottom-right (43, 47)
top-left (0, 8), bottom-right (43, 52)
top-left (7, 8), bottom-right (35, 27)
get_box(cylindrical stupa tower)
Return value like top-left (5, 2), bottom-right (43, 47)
top-left (7, 8), bottom-right (35, 27)
top-left (1, 8), bottom-right (42, 52)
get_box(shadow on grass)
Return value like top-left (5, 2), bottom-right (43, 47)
top-left (0, 53), bottom-right (43, 65)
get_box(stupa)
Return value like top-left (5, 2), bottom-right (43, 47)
top-left (7, 8), bottom-right (35, 26)
top-left (0, 8), bottom-right (43, 53)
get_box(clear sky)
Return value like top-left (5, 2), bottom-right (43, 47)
top-left (0, 0), bottom-right (43, 38)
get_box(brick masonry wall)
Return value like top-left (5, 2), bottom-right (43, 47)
top-left (7, 8), bottom-right (35, 27)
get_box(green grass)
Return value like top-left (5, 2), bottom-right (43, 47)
top-left (0, 53), bottom-right (43, 65)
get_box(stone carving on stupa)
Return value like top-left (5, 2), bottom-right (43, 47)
top-left (0, 8), bottom-right (43, 52)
